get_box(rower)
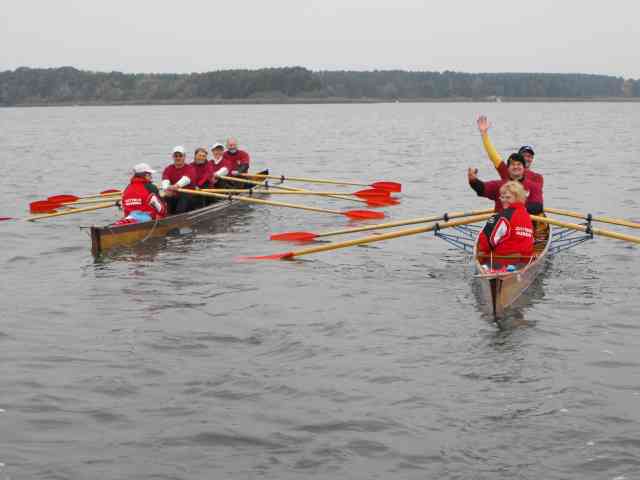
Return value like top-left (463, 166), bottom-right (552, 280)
top-left (223, 137), bottom-right (251, 177)
top-left (476, 115), bottom-right (544, 186)
top-left (190, 147), bottom-right (215, 208)
top-left (477, 181), bottom-right (534, 267)
top-left (118, 163), bottom-right (166, 223)
top-left (161, 146), bottom-right (196, 214)
top-left (468, 153), bottom-right (543, 214)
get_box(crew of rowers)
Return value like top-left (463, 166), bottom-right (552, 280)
top-left (119, 138), bottom-right (251, 224)
top-left (471, 115), bottom-right (545, 267)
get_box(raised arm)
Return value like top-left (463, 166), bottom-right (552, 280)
top-left (477, 116), bottom-right (508, 179)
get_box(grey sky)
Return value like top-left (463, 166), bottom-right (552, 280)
top-left (2, 0), bottom-right (638, 77)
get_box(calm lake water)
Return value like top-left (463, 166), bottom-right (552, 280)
top-left (0, 103), bottom-right (639, 479)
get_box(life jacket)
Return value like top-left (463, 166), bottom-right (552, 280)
top-left (478, 202), bottom-right (534, 261)
top-left (121, 176), bottom-right (167, 220)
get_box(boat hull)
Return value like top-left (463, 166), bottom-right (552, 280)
top-left (91, 194), bottom-right (257, 257)
top-left (474, 221), bottom-right (551, 317)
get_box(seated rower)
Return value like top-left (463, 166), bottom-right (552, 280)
top-left (222, 137), bottom-right (251, 187)
top-left (477, 181), bottom-right (534, 266)
top-left (468, 152), bottom-right (543, 214)
top-left (118, 163), bottom-right (166, 224)
top-left (161, 146), bottom-right (196, 214)
top-left (190, 147), bottom-right (214, 208)
top-left (477, 115), bottom-right (544, 187)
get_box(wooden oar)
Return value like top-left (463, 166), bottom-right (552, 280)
top-left (27, 202), bottom-right (117, 221)
top-left (545, 207), bottom-right (640, 230)
top-left (176, 188), bottom-right (385, 219)
top-left (31, 196), bottom-right (122, 212)
top-left (201, 188), bottom-right (390, 197)
top-left (242, 173), bottom-right (402, 192)
top-left (238, 213), bottom-right (493, 260)
top-left (47, 189), bottom-right (121, 203)
top-left (270, 208), bottom-right (495, 242)
top-left (532, 215), bottom-right (640, 244)
top-left (218, 175), bottom-right (398, 206)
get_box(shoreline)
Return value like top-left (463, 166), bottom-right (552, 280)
top-left (2, 96), bottom-right (640, 108)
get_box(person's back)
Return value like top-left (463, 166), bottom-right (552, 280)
top-left (119, 163), bottom-right (166, 223)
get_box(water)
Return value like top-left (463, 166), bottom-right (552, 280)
top-left (0, 103), bottom-right (639, 479)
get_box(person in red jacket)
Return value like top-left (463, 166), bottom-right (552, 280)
top-left (477, 180), bottom-right (534, 266)
top-left (468, 153), bottom-right (543, 214)
top-left (117, 163), bottom-right (167, 224)
top-left (161, 146), bottom-right (196, 214)
top-left (222, 137), bottom-right (251, 188)
top-left (190, 147), bottom-right (215, 209)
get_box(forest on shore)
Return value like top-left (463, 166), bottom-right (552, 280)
top-left (1, 66), bottom-right (639, 106)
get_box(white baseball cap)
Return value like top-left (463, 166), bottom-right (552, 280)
top-left (210, 143), bottom-right (225, 150)
top-left (132, 163), bottom-right (156, 174)
top-left (172, 145), bottom-right (185, 154)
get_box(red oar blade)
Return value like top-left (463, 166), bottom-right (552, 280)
top-left (100, 189), bottom-right (120, 195)
top-left (343, 210), bottom-right (385, 220)
top-left (365, 197), bottom-right (399, 207)
top-left (236, 251), bottom-right (295, 261)
top-left (30, 201), bottom-right (61, 213)
top-left (0, 216), bottom-right (15, 221)
top-left (270, 231), bottom-right (318, 242)
top-left (48, 194), bottom-right (79, 203)
top-left (354, 188), bottom-right (391, 198)
top-left (371, 182), bottom-right (401, 192)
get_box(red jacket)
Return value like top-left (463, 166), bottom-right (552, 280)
top-left (469, 176), bottom-right (543, 214)
top-left (497, 163), bottom-right (544, 187)
top-left (478, 202), bottom-right (534, 260)
top-left (121, 176), bottom-right (167, 219)
top-left (222, 149), bottom-right (250, 174)
top-left (211, 157), bottom-right (236, 178)
top-left (190, 161), bottom-right (214, 188)
top-left (162, 163), bottom-right (196, 187)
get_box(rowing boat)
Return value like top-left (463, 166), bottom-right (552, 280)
top-left (473, 220), bottom-right (552, 317)
top-left (90, 174), bottom-right (268, 257)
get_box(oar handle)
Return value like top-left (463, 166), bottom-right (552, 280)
top-left (177, 188), bottom-right (343, 215)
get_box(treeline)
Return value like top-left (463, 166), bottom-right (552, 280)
top-left (1, 66), bottom-right (639, 106)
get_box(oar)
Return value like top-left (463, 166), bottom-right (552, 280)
top-left (176, 188), bottom-right (385, 220)
top-left (47, 189), bottom-right (121, 203)
top-left (242, 173), bottom-right (402, 192)
top-left (270, 208), bottom-right (495, 242)
top-left (27, 202), bottom-right (117, 221)
top-left (201, 188), bottom-right (391, 198)
top-left (532, 215), bottom-right (640, 244)
top-left (238, 213), bottom-right (493, 261)
top-left (217, 175), bottom-right (398, 206)
top-left (30, 196), bottom-right (122, 212)
top-left (545, 207), bottom-right (640, 230)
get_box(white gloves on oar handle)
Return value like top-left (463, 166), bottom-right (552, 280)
top-left (161, 176), bottom-right (191, 192)
top-left (214, 168), bottom-right (229, 178)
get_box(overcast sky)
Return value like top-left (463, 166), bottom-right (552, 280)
top-left (2, 0), bottom-right (638, 77)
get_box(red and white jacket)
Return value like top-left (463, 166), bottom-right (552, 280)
top-left (222, 149), bottom-right (250, 175)
top-left (477, 202), bottom-right (534, 260)
top-left (121, 176), bottom-right (167, 219)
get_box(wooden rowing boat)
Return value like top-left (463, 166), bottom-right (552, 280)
top-left (90, 172), bottom-right (268, 257)
top-left (90, 197), bottom-right (255, 256)
top-left (473, 220), bottom-right (552, 317)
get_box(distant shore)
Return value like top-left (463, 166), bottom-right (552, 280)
top-left (4, 96), bottom-right (640, 107)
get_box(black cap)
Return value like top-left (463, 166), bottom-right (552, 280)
top-left (518, 145), bottom-right (535, 156)
top-left (507, 153), bottom-right (526, 167)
